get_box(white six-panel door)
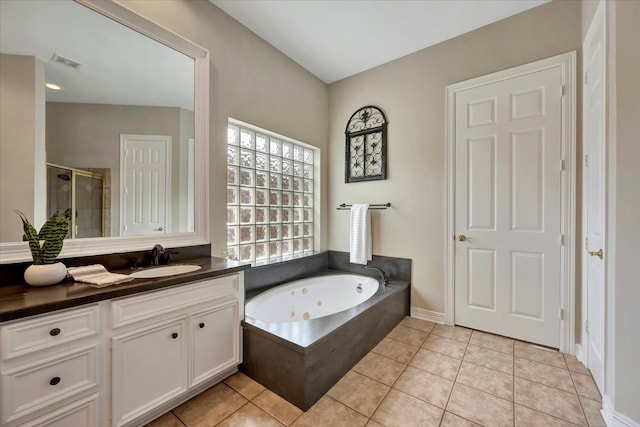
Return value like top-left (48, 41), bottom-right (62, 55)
top-left (120, 134), bottom-right (171, 236)
top-left (452, 64), bottom-right (567, 348)
top-left (583, 0), bottom-right (606, 394)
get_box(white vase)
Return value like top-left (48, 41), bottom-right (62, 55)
top-left (24, 262), bottom-right (67, 286)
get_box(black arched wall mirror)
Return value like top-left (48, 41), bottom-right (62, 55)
top-left (344, 106), bottom-right (388, 183)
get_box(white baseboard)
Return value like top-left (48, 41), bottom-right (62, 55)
top-left (602, 395), bottom-right (640, 427)
top-left (575, 343), bottom-right (585, 361)
top-left (410, 307), bottom-right (446, 324)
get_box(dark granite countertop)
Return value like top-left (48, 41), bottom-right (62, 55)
top-left (0, 257), bottom-right (250, 323)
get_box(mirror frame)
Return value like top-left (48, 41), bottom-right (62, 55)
top-left (0, 0), bottom-right (210, 264)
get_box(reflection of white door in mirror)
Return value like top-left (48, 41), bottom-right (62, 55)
top-left (120, 134), bottom-right (171, 236)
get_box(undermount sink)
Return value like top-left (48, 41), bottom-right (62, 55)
top-left (129, 264), bottom-right (202, 279)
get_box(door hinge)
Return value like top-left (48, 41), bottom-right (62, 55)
top-left (561, 85), bottom-right (566, 97)
top-left (586, 320), bottom-right (589, 335)
top-left (560, 160), bottom-right (565, 171)
top-left (584, 71), bottom-right (589, 86)
top-left (559, 308), bottom-right (564, 321)
top-left (585, 154), bottom-right (589, 168)
top-left (560, 234), bottom-right (565, 245)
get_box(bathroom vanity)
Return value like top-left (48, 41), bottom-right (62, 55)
top-left (0, 1), bottom-right (231, 424)
top-left (0, 258), bottom-right (248, 427)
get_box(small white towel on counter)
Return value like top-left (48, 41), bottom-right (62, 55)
top-left (350, 204), bottom-right (372, 265)
top-left (67, 264), bottom-right (133, 287)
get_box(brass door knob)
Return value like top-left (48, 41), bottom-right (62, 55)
top-left (457, 234), bottom-right (467, 242)
top-left (588, 249), bottom-right (603, 259)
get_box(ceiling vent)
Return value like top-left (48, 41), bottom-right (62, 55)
top-left (51, 53), bottom-right (82, 70)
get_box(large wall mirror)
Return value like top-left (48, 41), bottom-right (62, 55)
top-left (0, 0), bottom-right (209, 263)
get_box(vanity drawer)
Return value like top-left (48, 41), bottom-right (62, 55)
top-left (1, 345), bottom-right (98, 425)
top-left (1, 306), bottom-right (99, 361)
top-left (111, 274), bottom-right (239, 328)
top-left (18, 393), bottom-right (98, 427)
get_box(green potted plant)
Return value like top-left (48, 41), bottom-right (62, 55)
top-left (15, 210), bottom-right (70, 286)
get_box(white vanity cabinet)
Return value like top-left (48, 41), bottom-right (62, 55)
top-left (190, 299), bottom-right (240, 388)
top-left (0, 271), bottom-right (244, 427)
top-left (109, 273), bottom-right (243, 427)
top-left (111, 317), bottom-right (189, 427)
top-left (0, 305), bottom-right (101, 427)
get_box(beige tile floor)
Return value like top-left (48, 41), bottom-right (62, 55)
top-left (146, 317), bottom-right (605, 427)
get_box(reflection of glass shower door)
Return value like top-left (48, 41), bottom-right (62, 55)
top-left (74, 173), bottom-right (104, 238)
top-left (46, 165), bottom-right (72, 239)
top-left (46, 164), bottom-right (105, 238)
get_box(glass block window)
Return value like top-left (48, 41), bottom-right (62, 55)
top-left (227, 120), bottom-right (316, 263)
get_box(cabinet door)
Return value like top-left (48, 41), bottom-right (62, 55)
top-left (111, 318), bottom-right (188, 427)
top-left (190, 299), bottom-right (240, 387)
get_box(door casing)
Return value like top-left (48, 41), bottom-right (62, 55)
top-left (445, 51), bottom-right (577, 353)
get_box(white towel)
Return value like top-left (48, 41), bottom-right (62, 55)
top-left (350, 204), bottom-right (372, 265)
top-left (67, 264), bottom-right (133, 287)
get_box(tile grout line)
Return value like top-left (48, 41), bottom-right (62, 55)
top-left (438, 332), bottom-right (471, 427)
top-left (513, 364), bottom-right (590, 397)
top-left (170, 410), bottom-right (188, 427)
top-left (250, 388), bottom-right (302, 426)
top-left (363, 324), bottom-right (440, 426)
top-left (515, 402), bottom-right (585, 427)
top-left (371, 326), bottom-right (433, 425)
top-left (568, 361), bottom-right (593, 426)
top-left (212, 399), bottom-right (251, 426)
top-left (513, 344), bottom-right (591, 426)
top-left (396, 327), bottom-right (449, 427)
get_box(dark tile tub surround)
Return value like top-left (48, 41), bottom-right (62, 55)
top-left (244, 250), bottom-right (411, 297)
top-left (328, 250), bottom-right (411, 281)
top-left (244, 252), bottom-right (328, 295)
top-left (241, 251), bottom-right (411, 410)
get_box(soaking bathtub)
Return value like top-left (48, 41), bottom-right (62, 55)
top-left (241, 272), bottom-right (410, 410)
top-left (245, 274), bottom-right (379, 323)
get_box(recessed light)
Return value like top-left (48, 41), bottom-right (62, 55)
top-left (45, 82), bottom-right (63, 91)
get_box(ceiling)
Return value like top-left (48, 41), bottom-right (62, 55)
top-left (212, 0), bottom-right (550, 83)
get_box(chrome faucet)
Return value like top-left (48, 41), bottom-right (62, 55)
top-left (151, 244), bottom-right (166, 266)
top-left (365, 265), bottom-right (389, 287)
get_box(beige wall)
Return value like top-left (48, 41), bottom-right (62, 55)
top-left (46, 102), bottom-right (193, 236)
top-left (0, 54), bottom-right (46, 241)
top-left (121, 0), bottom-right (330, 257)
top-left (328, 1), bottom-right (582, 313)
top-left (608, 1), bottom-right (640, 422)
